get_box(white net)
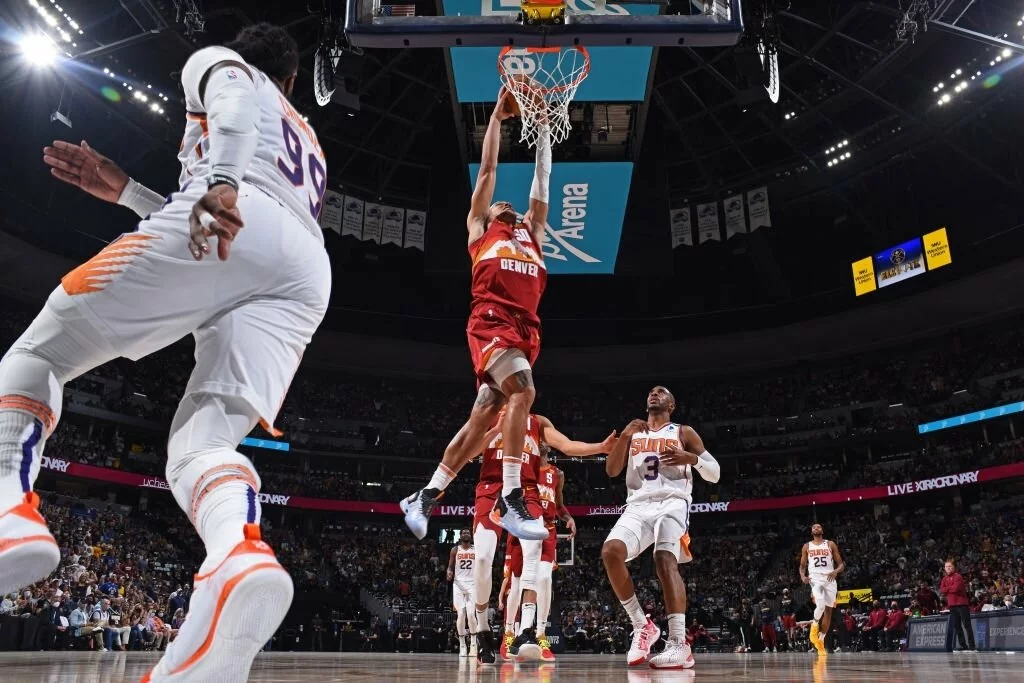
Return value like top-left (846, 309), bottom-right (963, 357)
top-left (498, 46), bottom-right (591, 148)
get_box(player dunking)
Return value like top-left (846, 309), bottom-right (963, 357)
top-left (447, 528), bottom-right (478, 658)
top-left (800, 523), bottom-right (845, 655)
top-left (401, 88), bottom-right (553, 544)
top-left (602, 386), bottom-right (720, 670)
top-left (1, 25), bottom-right (329, 682)
top-left (474, 414), bottom-right (612, 663)
top-left (501, 443), bottom-right (577, 662)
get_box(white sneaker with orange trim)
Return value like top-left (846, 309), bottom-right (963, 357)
top-left (0, 492), bottom-right (60, 596)
top-left (142, 524), bottom-right (293, 683)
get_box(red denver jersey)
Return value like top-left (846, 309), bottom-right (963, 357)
top-left (537, 464), bottom-right (559, 523)
top-left (468, 219), bottom-right (547, 326)
top-left (477, 414), bottom-right (543, 489)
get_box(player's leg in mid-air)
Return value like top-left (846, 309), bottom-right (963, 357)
top-left (400, 386), bottom-right (504, 539)
top-left (602, 504), bottom-right (662, 666)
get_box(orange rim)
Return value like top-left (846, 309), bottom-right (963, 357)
top-left (496, 45), bottom-right (591, 95)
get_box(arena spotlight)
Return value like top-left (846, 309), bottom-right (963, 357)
top-left (20, 33), bottom-right (57, 67)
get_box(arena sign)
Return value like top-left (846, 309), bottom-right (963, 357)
top-left (468, 162), bottom-right (633, 274)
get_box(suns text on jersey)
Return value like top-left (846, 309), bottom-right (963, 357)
top-left (630, 437), bottom-right (680, 456)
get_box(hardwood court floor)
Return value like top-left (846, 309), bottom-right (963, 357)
top-left (0, 651), bottom-right (1018, 682)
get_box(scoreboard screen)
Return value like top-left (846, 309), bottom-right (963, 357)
top-left (852, 227), bottom-right (951, 296)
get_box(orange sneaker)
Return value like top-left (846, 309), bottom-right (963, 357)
top-left (142, 524), bottom-right (292, 683)
top-left (538, 633), bottom-right (556, 661)
top-left (499, 630), bottom-right (516, 661)
top-left (0, 492), bottom-right (59, 596)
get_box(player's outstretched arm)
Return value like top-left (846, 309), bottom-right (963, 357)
top-left (43, 140), bottom-right (164, 217)
top-left (605, 419), bottom-right (646, 477)
top-left (536, 415), bottom-right (616, 457)
top-left (523, 123), bottom-right (551, 244)
top-left (555, 470), bottom-right (576, 538)
top-left (468, 89), bottom-right (516, 243)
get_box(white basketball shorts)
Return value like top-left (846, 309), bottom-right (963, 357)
top-left (810, 579), bottom-right (838, 608)
top-left (453, 580), bottom-right (475, 611)
top-left (20, 181), bottom-right (331, 432)
top-left (605, 497), bottom-right (692, 564)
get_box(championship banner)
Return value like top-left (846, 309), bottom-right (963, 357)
top-left (724, 194), bottom-right (746, 239)
top-left (40, 460), bottom-right (1024, 515)
top-left (747, 186), bottom-right (771, 231)
top-left (404, 210), bottom-right (426, 250)
top-left (670, 207), bottom-right (692, 248)
top-left (341, 196), bottom-right (364, 238)
top-left (443, 0), bottom-right (660, 103)
top-left (381, 206), bottom-right (405, 246)
top-left (362, 202), bottom-right (383, 243)
top-left (697, 202), bottom-right (720, 244)
top-left (836, 588), bottom-right (873, 605)
top-left (468, 161), bottom-right (633, 274)
top-left (319, 190), bottom-right (343, 234)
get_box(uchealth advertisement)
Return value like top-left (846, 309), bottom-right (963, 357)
top-left (469, 162), bottom-right (633, 275)
top-left (38, 459), bottom-right (1024, 516)
top-left (442, 0), bottom-right (659, 103)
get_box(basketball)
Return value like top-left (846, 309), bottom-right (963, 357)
top-left (502, 74), bottom-right (547, 119)
top-left (500, 86), bottom-right (521, 118)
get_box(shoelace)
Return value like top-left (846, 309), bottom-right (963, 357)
top-left (634, 626), bottom-right (653, 649)
top-left (507, 495), bottom-right (532, 519)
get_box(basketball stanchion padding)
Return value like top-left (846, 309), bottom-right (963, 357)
top-left (497, 45), bottom-right (591, 148)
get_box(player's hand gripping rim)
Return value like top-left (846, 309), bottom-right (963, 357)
top-left (189, 184), bottom-right (243, 261)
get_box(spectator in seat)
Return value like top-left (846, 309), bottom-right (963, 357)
top-left (883, 602), bottom-right (907, 651)
top-left (37, 598), bottom-right (66, 650)
top-left (839, 608), bottom-right (857, 651)
top-left (169, 608), bottom-right (186, 642)
top-left (940, 559), bottom-right (976, 652)
top-left (864, 600), bottom-right (887, 651)
top-left (1003, 595), bottom-right (1016, 610)
top-left (91, 598), bottom-right (120, 651)
top-left (71, 602), bottom-right (102, 650)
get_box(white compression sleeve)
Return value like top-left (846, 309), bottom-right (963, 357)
top-left (204, 65), bottom-right (259, 187)
top-left (694, 449), bottom-right (721, 483)
top-left (529, 125), bottom-right (551, 204)
top-left (117, 178), bottom-right (164, 218)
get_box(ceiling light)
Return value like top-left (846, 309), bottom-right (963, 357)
top-left (1002, 48), bottom-right (1012, 58)
top-left (150, 102), bottom-right (160, 112)
top-left (941, 93), bottom-right (951, 103)
top-left (19, 33), bottom-right (57, 67)
top-left (956, 68), bottom-right (962, 75)
top-left (937, 99), bottom-right (945, 106)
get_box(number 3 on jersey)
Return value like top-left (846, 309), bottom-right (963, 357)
top-left (277, 119), bottom-right (326, 219)
top-left (643, 455), bottom-right (660, 481)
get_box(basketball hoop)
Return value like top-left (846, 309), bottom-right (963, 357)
top-left (497, 45), bottom-right (591, 149)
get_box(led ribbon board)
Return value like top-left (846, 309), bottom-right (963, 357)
top-left (470, 161), bottom-right (633, 274)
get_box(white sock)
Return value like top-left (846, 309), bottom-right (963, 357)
top-left (475, 608), bottom-right (489, 632)
top-left (621, 594), bottom-right (647, 630)
top-left (427, 464), bottom-right (455, 492)
top-left (501, 456), bottom-right (522, 497)
top-left (0, 404), bottom-right (51, 509)
top-left (194, 469), bottom-right (259, 564)
top-left (668, 613), bottom-right (686, 643)
top-left (519, 603), bottom-right (537, 633)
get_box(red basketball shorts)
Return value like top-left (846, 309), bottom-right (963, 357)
top-left (466, 304), bottom-right (540, 386)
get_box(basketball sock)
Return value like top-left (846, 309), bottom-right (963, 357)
top-left (427, 464), bottom-right (455, 492)
top-left (620, 594), bottom-right (647, 630)
top-left (0, 400), bottom-right (54, 511)
top-left (536, 560), bottom-right (553, 635)
top-left (475, 608), bottom-right (490, 632)
top-left (519, 603), bottom-right (537, 634)
top-left (668, 613), bottom-right (686, 643)
top-left (501, 458), bottom-right (522, 498)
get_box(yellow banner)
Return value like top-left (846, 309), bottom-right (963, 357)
top-left (923, 227), bottom-right (952, 270)
top-left (852, 257), bottom-right (876, 296)
top-left (836, 588), bottom-right (873, 604)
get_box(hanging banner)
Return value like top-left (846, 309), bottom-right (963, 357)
top-left (405, 210), bottom-right (426, 251)
top-left (724, 194), bottom-right (746, 239)
top-left (748, 186), bottom-right (771, 231)
top-left (697, 202), bottom-right (720, 244)
top-left (381, 206), bottom-right (405, 246)
top-left (362, 202), bottom-right (383, 243)
top-left (318, 190), bottom-right (343, 234)
top-left (670, 207), bottom-right (692, 248)
top-left (341, 196), bottom-right (364, 238)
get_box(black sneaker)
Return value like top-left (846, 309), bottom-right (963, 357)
top-left (489, 488), bottom-right (548, 541)
top-left (399, 487), bottom-right (442, 540)
top-left (476, 629), bottom-right (496, 664)
top-left (511, 627), bottom-right (541, 661)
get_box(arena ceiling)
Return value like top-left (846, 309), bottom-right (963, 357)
top-left (1, 0), bottom-right (1023, 344)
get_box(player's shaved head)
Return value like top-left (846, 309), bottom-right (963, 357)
top-left (646, 385), bottom-right (675, 413)
top-left (225, 23), bottom-right (299, 86)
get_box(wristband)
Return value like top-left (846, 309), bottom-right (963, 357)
top-left (117, 178), bottom-right (165, 219)
top-left (207, 173), bottom-right (239, 192)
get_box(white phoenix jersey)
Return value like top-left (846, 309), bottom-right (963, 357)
top-left (807, 539), bottom-right (835, 582)
top-left (624, 422), bottom-right (694, 505)
top-left (454, 545), bottom-right (475, 585)
top-left (179, 46), bottom-right (326, 241)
